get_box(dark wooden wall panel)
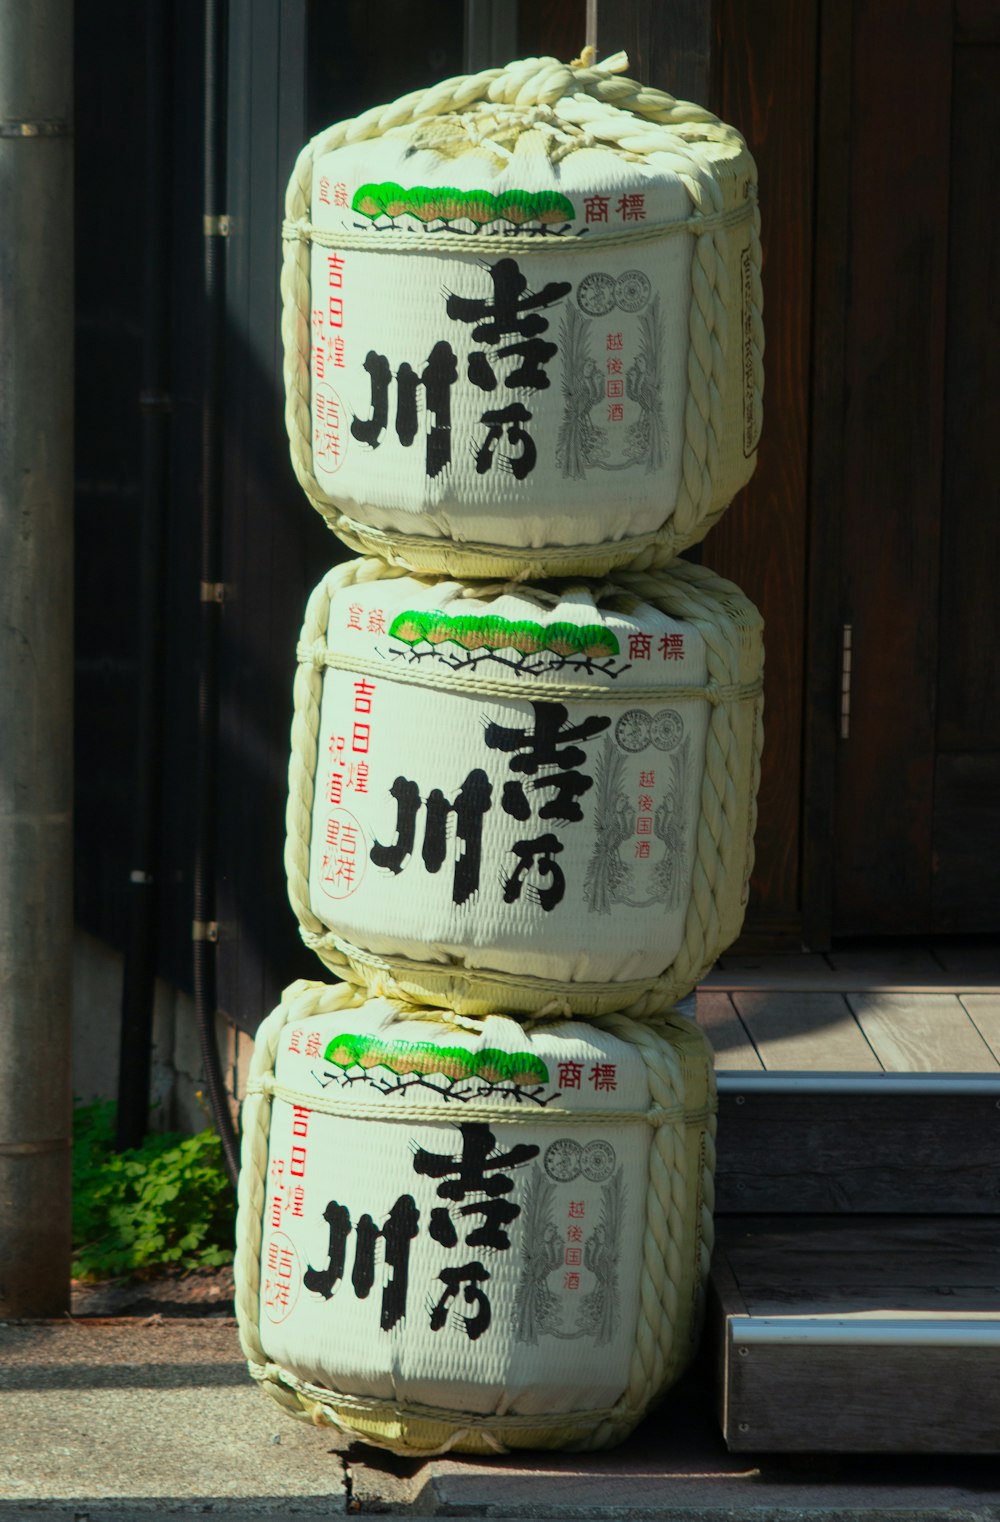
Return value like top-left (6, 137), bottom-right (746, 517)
top-left (832, 1), bottom-right (953, 935)
top-left (593, 0), bottom-right (714, 104)
top-left (705, 0), bottom-right (818, 945)
top-left (518, 0), bottom-right (587, 66)
top-left (799, 3), bottom-right (853, 949)
top-left (937, 40), bottom-right (1000, 757)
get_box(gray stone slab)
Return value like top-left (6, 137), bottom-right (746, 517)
top-left (0, 1319), bottom-right (346, 1507)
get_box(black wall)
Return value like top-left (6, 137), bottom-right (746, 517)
top-left (75, 0), bottom-right (464, 1032)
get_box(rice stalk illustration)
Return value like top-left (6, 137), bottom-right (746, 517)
top-left (577, 1167), bottom-right (625, 1343)
top-left (625, 294), bottom-right (666, 472)
top-left (584, 739), bottom-right (634, 914)
top-left (556, 302), bottom-right (605, 479)
top-left (653, 735), bottom-right (691, 909)
top-left (512, 1166), bottom-right (564, 1344)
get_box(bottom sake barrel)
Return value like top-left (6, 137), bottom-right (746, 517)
top-left (234, 980), bottom-right (717, 1456)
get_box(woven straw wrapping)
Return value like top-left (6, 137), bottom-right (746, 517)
top-left (282, 51), bottom-right (763, 578)
top-left (234, 979), bottom-right (717, 1455)
top-left (285, 554), bottom-right (763, 1017)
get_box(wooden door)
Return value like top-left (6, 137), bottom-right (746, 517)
top-left (594, 0), bottom-right (1000, 945)
top-left (828, 0), bottom-right (1000, 936)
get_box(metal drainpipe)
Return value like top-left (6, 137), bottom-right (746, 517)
top-left (0, 0), bottom-right (75, 1315)
top-left (194, 0), bottom-right (239, 1185)
top-left (115, 0), bottom-right (173, 1152)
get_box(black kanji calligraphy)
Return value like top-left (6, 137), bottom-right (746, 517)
top-left (351, 341), bottom-right (458, 477)
top-left (304, 1194), bottom-right (419, 1331)
top-left (446, 258), bottom-right (570, 391)
top-left (370, 769), bottom-right (493, 904)
top-left (429, 1262), bottom-right (492, 1340)
top-left (484, 701), bottom-right (611, 774)
top-left (502, 833), bottom-right (566, 910)
top-left (413, 1123), bottom-right (539, 1252)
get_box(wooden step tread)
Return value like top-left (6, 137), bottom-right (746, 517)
top-left (710, 1215), bottom-right (1000, 1452)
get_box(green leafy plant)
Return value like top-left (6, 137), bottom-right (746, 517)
top-left (72, 1100), bottom-right (236, 1281)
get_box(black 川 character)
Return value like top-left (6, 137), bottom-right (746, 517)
top-left (304, 1194), bottom-right (420, 1331)
top-left (351, 340), bottom-right (458, 478)
top-left (370, 769), bottom-right (493, 904)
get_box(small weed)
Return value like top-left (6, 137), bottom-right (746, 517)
top-left (72, 1101), bottom-right (236, 1281)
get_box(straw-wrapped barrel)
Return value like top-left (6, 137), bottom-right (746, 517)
top-left (285, 555), bottom-right (763, 1017)
top-left (282, 52), bottom-right (763, 578)
top-left (234, 980), bottom-right (717, 1455)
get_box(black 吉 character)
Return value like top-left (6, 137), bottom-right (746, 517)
top-left (449, 258), bottom-right (571, 477)
top-left (419, 1123), bottom-right (539, 1341)
top-left (486, 702), bottom-right (611, 909)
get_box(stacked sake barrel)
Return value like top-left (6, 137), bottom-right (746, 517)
top-left (235, 50), bottom-right (764, 1456)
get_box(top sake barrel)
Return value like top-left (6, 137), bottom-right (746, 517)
top-left (282, 51), bottom-right (763, 579)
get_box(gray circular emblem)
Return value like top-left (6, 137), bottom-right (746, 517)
top-left (615, 709), bottom-right (652, 752)
top-left (577, 271), bottom-right (616, 317)
top-left (615, 269), bottom-right (651, 312)
top-left (544, 1138), bottom-right (582, 1182)
top-left (581, 1140), bottom-right (617, 1182)
top-left (652, 709), bottom-right (685, 751)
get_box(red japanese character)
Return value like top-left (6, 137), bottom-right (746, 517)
top-left (353, 678), bottom-right (376, 715)
top-left (617, 192), bottom-right (646, 222)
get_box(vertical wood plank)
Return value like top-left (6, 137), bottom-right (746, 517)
top-left (832, 2), bottom-right (953, 934)
top-left (704, 0), bottom-right (819, 946)
top-left (591, 0), bottom-right (715, 105)
top-left (517, 0), bottom-right (587, 65)
top-left (800, 1), bottom-right (853, 950)
top-left (936, 39), bottom-right (1000, 755)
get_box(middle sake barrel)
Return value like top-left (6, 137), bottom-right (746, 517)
top-left (286, 556), bottom-right (763, 1017)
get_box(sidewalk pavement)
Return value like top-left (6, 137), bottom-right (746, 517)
top-left (2, 1316), bottom-right (999, 1522)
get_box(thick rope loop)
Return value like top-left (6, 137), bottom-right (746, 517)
top-left (281, 52), bottom-right (762, 574)
top-left (285, 556), bottom-right (762, 1017)
top-left (234, 982), bottom-right (716, 1453)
